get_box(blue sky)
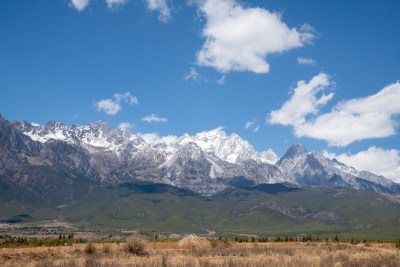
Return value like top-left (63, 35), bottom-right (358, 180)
top-left (1, 0), bottom-right (400, 181)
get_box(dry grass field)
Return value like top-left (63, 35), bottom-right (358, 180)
top-left (1, 239), bottom-right (400, 267)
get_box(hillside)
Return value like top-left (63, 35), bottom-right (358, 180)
top-left (58, 183), bottom-right (400, 238)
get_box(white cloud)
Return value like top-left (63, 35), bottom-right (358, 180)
top-left (268, 75), bottom-right (400, 147)
top-left (70, 0), bottom-right (126, 11)
top-left (267, 72), bottom-right (333, 126)
top-left (245, 119), bottom-right (260, 132)
top-left (71, 0), bottom-right (90, 11)
top-left (196, 0), bottom-right (315, 73)
top-left (245, 119), bottom-right (256, 129)
top-left (217, 75), bottom-right (226, 84)
top-left (139, 132), bottom-right (178, 144)
top-left (95, 92), bottom-right (138, 115)
top-left (324, 147), bottom-right (400, 183)
top-left (296, 81), bottom-right (400, 146)
top-left (141, 114), bottom-right (168, 123)
top-left (183, 67), bottom-right (200, 81)
top-left (297, 56), bottom-right (316, 65)
top-left (105, 0), bottom-right (127, 8)
top-left (118, 122), bottom-right (134, 129)
top-left (114, 92), bottom-right (138, 105)
top-left (96, 99), bottom-right (121, 115)
top-left (144, 0), bottom-right (171, 22)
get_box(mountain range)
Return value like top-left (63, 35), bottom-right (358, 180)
top-left (1, 114), bottom-right (399, 199)
top-left (1, 114), bottom-right (400, 237)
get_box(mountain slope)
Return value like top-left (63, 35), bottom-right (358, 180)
top-left (277, 144), bottom-right (400, 194)
top-left (58, 182), bottom-right (400, 238)
top-left (1, 114), bottom-right (399, 197)
top-left (6, 115), bottom-right (286, 195)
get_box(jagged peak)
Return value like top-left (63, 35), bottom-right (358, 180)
top-left (281, 143), bottom-right (308, 160)
top-left (195, 127), bottom-right (227, 139)
top-left (46, 120), bottom-right (65, 128)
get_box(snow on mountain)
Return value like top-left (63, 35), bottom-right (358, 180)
top-left (17, 122), bottom-right (277, 165)
top-left (15, 120), bottom-right (148, 155)
top-left (8, 118), bottom-right (399, 195)
top-left (277, 144), bottom-right (400, 193)
top-left (193, 128), bottom-right (278, 164)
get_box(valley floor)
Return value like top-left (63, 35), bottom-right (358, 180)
top-left (1, 241), bottom-right (400, 267)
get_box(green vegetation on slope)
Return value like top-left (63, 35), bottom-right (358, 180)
top-left (1, 181), bottom-right (400, 239)
top-left (57, 183), bottom-right (400, 239)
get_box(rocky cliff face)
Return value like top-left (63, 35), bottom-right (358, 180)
top-left (277, 143), bottom-right (400, 193)
top-left (1, 115), bottom-right (399, 198)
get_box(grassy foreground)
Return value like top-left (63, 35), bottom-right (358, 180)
top-left (1, 240), bottom-right (400, 267)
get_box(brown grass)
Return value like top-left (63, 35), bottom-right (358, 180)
top-left (0, 241), bottom-right (399, 267)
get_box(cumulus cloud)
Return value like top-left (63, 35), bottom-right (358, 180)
top-left (95, 92), bottom-right (138, 115)
top-left (142, 114), bottom-right (168, 123)
top-left (144, 0), bottom-right (171, 22)
top-left (196, 0), bottom-right (315, 73)
top-left (268, 74), bottom-right (400, 147)
top-left (139, 132), bottom-right (178, 144)
top-left (297, 81), bottom-right (400, 146)
top-left (267, 72), bottom-right (333, 126)
top-left (183, 67), bottom-right (200, 81)
top-left (253, 125), bottom-right (260, 132)
top-left (324, 147), bottom-right (400, 183)
top-left (118, 122), bottom-right (134, 129)
top-left (71, 0), bottom-right (90, 11)
top-left (297, 56), bottom-right (316, 65)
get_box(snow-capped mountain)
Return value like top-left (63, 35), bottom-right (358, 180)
top-left (9, 117), bottom-right (284, 195)
top-left (1, 114), bottom-right (399, 197)
top-left (278, 143), bottom-right (400, 193)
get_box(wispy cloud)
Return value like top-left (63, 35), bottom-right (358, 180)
top-left (105, 0), bottom-right (128, 8)
top-left (183, 67), bottom-right (200, 81)
top-left (144, 0), bottom-right (171, 23)
top-left (324, 147), bottom-right (400, 183)
top-left (142, 114), bottom-right (168, 123)
top-left (268, 74), bottom-right (400, 147)
top-left (95, 92), bottom-right (138, 115)
top-left (196, 0), bottom-right (315, 73)
top-left (217, 75), bottom-right (226, 84)
top-left (70, 0), bottom-right (128, 11)
top-left (297, 56), bottom-right (316, 65)
top-left (139, 132), bottom-right (178, 144)
top-left (245, 119), bottom-right (256, 129)
top-left (245, 119), bottom-right (260, 132)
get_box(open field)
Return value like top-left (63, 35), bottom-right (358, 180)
top-left (1, 240), bottom-right (400, 267)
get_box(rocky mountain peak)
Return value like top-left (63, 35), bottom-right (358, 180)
top-left (281, 143), bottom-right (308, 160)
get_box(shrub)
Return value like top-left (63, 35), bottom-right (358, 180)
top-left (125, 232), bottom-right (147, 256)
top-left (84, 243), bottom-right (96, 254)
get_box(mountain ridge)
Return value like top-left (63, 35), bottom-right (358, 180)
top-left (1, 114), bottom-right (399, 197)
